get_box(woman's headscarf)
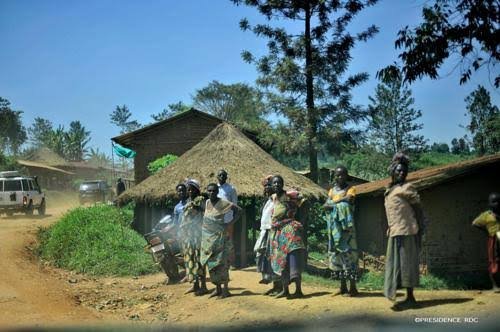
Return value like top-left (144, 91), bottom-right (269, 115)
top-left (388, 152), bottom-right (410, 174)
top-left (185, 178), bottom-right (200, 191)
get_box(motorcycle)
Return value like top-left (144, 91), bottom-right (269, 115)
top-left (144, 214), bottom-right (184, 284)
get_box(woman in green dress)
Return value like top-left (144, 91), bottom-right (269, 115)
top-left (323, 166), bottom-right (359, 296)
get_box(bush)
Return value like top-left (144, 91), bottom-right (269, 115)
top-left (147, 154), bottom-right (178, 175)
top-left (37, 204), bottom-right (158, 276)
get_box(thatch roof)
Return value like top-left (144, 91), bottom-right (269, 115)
top-left (24, 147), bottom-right (68, 166)
top-left (118, 123), bottom-right (327, 204)
top-left (356, 153), bottom-right (500, 197)
top-left (17, 160), bottom-right (75, 175)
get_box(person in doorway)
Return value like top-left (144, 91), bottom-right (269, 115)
top-left (472, 192), bottom-right (500, 293)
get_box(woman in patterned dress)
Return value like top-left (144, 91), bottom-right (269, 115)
top-left (323, 166), bottom-right (359, 296)
top-left (179, 179), bottom-right (209, 296)
top-left (201, 183), bottom-right (241, 298)
top-left (268, 175), bottom-right (307, 299)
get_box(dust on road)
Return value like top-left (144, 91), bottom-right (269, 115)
top-left (0, 194), bottom-right (498, 330)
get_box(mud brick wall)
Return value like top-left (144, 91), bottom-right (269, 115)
top-left (354, 162), bottom-right (500, 273)
top-left (129, 114), bottom-right (221, 184)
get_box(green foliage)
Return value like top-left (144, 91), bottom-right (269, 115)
top-left (110, 105), bottom-right (141, 134)
top-left (368, 66), bottom-right (426, 154)
top-left (303, 268), bottom-right (487, 290)
top-left (27, 117), bottom-right (53, 148)
top-left (233, 0), bottom-right (379, 181)
top-left (37, 204), bottom-right (157, 276)
top-left (411, 151), bottom-right (472, 170)
top-left (86, 147), bottom-right (112, 168)
top-left (0, 151), bottom-right (20, 172)
top-left (306, 202), bottom-right (328, 253)
top-left (0, 97), bottom-right (27, 155)
top-left (147, 154), bottom-right (178, 175)
top-left (388, 0), bottom-right (500, 87)
top-left (429, 142), bottom-right (450, 153)
top-left (451, 137), bottom-right (470, 155)
top-left (193, 80), bottom-right (269, 133)
top-left (337, 146), bottom-right (390, 181)
top-left (465, 85), bottom-right (500, 155)
top-left (151, 101), bottom-right (191, 122)
top-left (64, 121), bottom-right (91, 161)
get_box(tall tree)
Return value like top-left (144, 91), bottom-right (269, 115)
top-left (0, 97), bottom-right (27, 155)
top-left (28, 117), bottom-right (54, 147)
top-left (64, 121), bottom-right (91, 161)
top-left (110, 105), bottom-right (141, 134)
top-left (430, 142), bottom-right (450, 153)
top-left (47, 125), bottom-right (66, 157)
top-left (193, 80), bottom-right (268, 131)
top-left (368, 67), bottom-right (426, 154)
top-left (151, 101), bottom-right (191, 122)
top-left (465, 85), bottom-right (500, 155)
top-left (232, 0), bottom-right (378, 182)
top-left (383, 0), bottom-right (499, 87)
top-left (451, 137), bottom-right (470, 154)
top-left (86, 147), bottom-right (112, 168)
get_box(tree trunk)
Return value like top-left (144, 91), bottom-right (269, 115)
top-left (304, 2), bottom-right (318, 183)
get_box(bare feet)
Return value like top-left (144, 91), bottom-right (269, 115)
top-left (195, 287), bottom-right (210, 296)
top-left (289, 291), bottom-right (304, 299)
top-left (275, 290), bottom-right (290, 299)
top-left (391, 298), bottom-right (419, 311)
top-left (184, 285), bottom-right (196, 294)
top-left (220, 289), bottom-right (231, 299)
top-left (264, 288), bottom-right (279, 296)
top-left (208, 289), bottom-right (220, 298)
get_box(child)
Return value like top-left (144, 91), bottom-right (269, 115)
top-left (472, 192), bottom-right (500, 292)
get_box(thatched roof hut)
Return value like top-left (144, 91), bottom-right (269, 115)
top-left (118, 123), bottom-right (326, 204)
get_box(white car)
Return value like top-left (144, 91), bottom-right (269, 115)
top-left (0, 171), bottom-right (46, 216)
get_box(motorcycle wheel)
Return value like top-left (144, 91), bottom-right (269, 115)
top-left (160, 257), bottom-right (181, 284)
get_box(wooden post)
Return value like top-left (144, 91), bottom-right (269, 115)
top-left (240, 208), bottom-right (247, 268)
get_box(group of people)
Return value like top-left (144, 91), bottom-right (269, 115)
top-left (161, 154), bottom-right (499, 307)
top-left (171, 169), bottom-right (240, 299)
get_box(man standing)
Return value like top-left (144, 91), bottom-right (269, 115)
top-left (116, 178), bottom-right (126, 196)
top-left (217, 169), bottom-right (238, 267)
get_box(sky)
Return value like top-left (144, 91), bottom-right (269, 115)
top-left (1, 0), bottom-right (498, 157)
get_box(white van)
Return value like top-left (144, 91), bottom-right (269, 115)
top-left (0, 171), bottom-right (46, 216)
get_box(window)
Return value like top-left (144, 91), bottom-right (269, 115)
top-left (22, 179), bottom-right (29, 191)
top-left (4, 180), bottom-right (22, 191)
top-left (28, 180), bottom-right (34, 191)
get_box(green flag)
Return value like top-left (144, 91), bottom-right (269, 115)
top-left (113, 143), bottom-right (136, 158)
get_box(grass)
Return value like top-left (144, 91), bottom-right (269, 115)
top-left (302, 268), bottom-right (491, 291)
top-left (37, 204), bottom-right (158, 276)
top-left (304, 251), bottom-right (490, 290)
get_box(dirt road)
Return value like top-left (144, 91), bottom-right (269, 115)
top-left (0, 199), bottom-right (498, 330)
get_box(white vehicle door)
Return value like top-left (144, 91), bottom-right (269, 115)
top-left (0, 180), bottom-right (6, 207)
top-left (3, 179), bottom-right (22, 206)
top-left (30, 179), bottom-right (42, 205)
